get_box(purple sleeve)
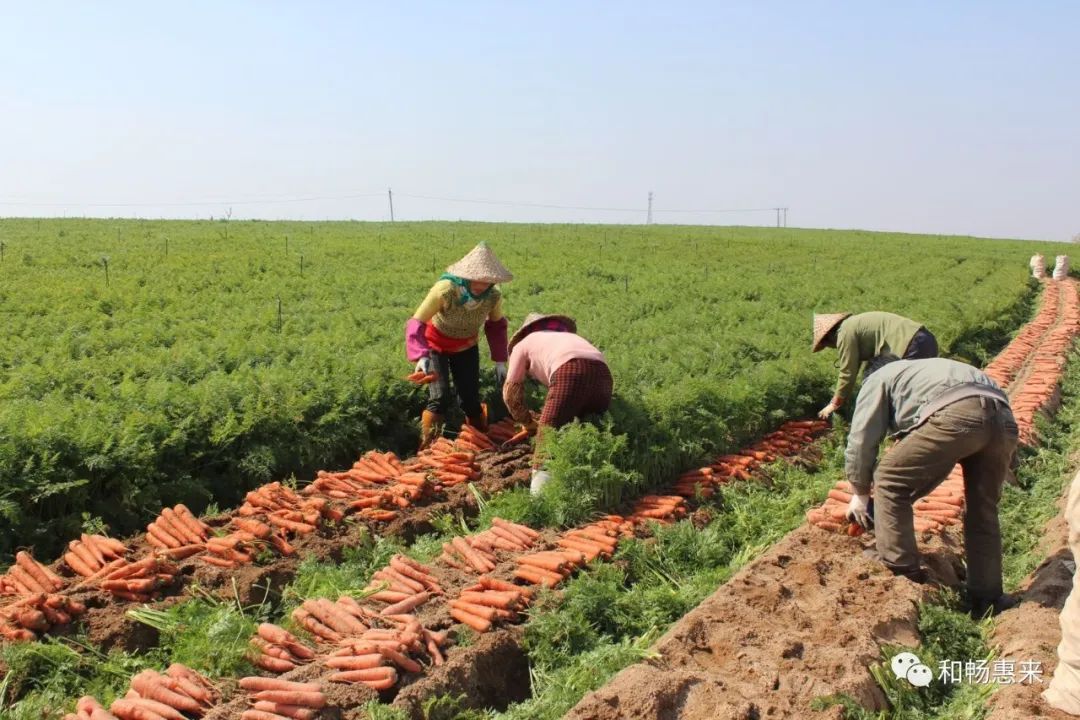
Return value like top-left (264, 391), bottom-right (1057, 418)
top-left (485, 317), bottom-right (509, 362)
top-left (405, 318), bottom-right (430, 362)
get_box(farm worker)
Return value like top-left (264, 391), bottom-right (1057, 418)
top-left (844, 358), bottom-right (1017, 616)
top-left (1044, 468), bottom-right (1080, 714)
top-left (405, 242), bottom-right (512, 449)
top-left (812, 311), bottom-right (938, 419)
top-left (502, 313), bottom-right (613, 494)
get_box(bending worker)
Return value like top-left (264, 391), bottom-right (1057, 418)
top-left (405, 242), bottom-right (511, 449)
top-left (844, 358), bottom-right (1018, 617)
top-left (813, 311), bottom-right (938, 419)
top-left (502, 313), bottom-right (613, 494)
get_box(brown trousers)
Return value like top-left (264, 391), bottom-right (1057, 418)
top-left (874, 396), bottom-right (1018, 599)
top-left (1045, 469), bottom-right (1080, 714)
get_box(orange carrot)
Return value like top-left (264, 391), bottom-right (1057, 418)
top-left (327, 666), bottom-right (398, 687)
top-left (459, 590), bottom-right (519, 609)
top-left (513, 566), bottom-right (564, 587)
top-left (129, 672), bottom-right (202, 714)
top-left (238, 677), bottom-right (321, 692)
top-left (377, 645), bottom-right (423, 673)
top-left (68, 541), bottom-right (102, 573)
top-left (251, 691), bottom-right (326, 709)
top-left (479, 575), bottom-right (533, 597)
top-left (109, 699), bottom-right (165, 720)
top-left (64, 552), bottom-right (97, 578)
top-left (325, 653), bottom-right (384, 670)
top-left (254, 654), bottom-right (296, 673)
top-left (251, 702), bottom-right (315, 720)
top-left (124, 697), bottom-right (185, 720)
top-left (518, 554), bottom-right (568, 573)
top-left (452, 537), bottom-right (494, 573)
top-left (450, 606), bottom-right (492, 632)
top-left (241, 711), bottom-right (294, 720)
top-left (379, 591), bottom-right (431, 616)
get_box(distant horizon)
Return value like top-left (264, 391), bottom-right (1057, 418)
top-left (2, 2), bottom-right (1076, 241)
top-left (1, 215), bottom-right (1069, 245)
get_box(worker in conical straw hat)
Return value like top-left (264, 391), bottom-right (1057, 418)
top-left (812, 311), bottom-right (939, 420)
top-left (502, 312), bottom-right (613, 494)
top-left (405, 242), bottom-right (512, 449)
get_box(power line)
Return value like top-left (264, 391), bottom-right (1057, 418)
top-left (395, 192), bottom-right (780, 215)
top-left (0, 191), bottom-right (386, 208)
top-left (0, 189), bottom-right (785, 217)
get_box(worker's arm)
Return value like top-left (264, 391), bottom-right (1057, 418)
top-left (844, 376), bottom-right (891, 495)
top-left (502, 346), bottom-right (532, 423)
top-left (485, 295), bottom-right (508, 362)
top-left (833, 327), bottom-right (861, 405)
top-left (406, 282), bottom-right (449, 362)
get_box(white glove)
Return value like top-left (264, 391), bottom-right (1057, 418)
top-left (494, 361), bottom-right (507, 385)
top-left (529, 469), bottom-right (551, 496)
top-left (846, 493), bottom-right (872, 530)
top-left (818, 402), bottom-right (839, 420)
top-left (415, 356), bottom-right (433, 375)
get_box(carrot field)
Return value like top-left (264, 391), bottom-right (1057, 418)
top-left (0, 218), bottom-right (1061, 561)
top-left (0, 219), bottom-right (1076, 720)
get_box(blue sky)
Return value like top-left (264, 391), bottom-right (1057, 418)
top-left (0, 1), bottom-right (1076, 239)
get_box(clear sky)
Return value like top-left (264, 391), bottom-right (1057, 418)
top-left (1, 1), bottom-right (1076, 239)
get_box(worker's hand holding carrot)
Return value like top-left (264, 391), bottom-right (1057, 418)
top-left (846, 493), bottom-right (872, 530)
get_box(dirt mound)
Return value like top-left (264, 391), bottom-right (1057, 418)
top-left (392, 627), bottom-right (531, 718)
top-left (566, 525), bottom-right (943, 720)
top-left (987, 470), bottom-right (1077, 720)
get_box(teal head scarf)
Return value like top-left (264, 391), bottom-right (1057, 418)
top-left (440, 273), bottom-right (494, 305)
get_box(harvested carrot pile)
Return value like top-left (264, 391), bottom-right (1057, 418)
top-left (89, 555), bottom-right (181, 602)
top-left (484, 417), bottom-right (534, 448)
top-left (450, 576), bottom-right (532, 633)
top-left (363, 555), bottom-right (444, 611)
top-left (403, 439), bottom-right (482, 488)
top-left (65, 696), bottom-right (117, 720)
top-left (307, 450), bottom-right (436, 523)
top-left (292, 596), bottom-right (368, 643)
top-left (439, 518), bottom-right (540, 573)
top-left (239, 676), bottom-right (326, 720)
top-left (62, 534), bottom-right (130, 579)
top-left (66, 664), bottom-right (216, 720)
top-left (1, 550), bottom-right (66, 595)
top-left (627, 494), bottom-right (688, 523)
top-left (145, 504), bottom-right (210, 556)
top-left (249, 622), bottom-right (316, 674)
top-left (115, 666), bottom-right (216, 719)
top-left (0, 592), bottom-right (86, 641)
top-left (327, 614), bottom-right (450, 688)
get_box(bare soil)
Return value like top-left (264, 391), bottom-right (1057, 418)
top-left (564, 525), bottom-right (962, 720)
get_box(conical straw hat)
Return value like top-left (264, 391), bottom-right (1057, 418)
top-left (509, 312), bottom-right (577, 352)
top-left (445, 242), bottom-right (513, 284)
top-left (812, 312), bottom-right (851, 352)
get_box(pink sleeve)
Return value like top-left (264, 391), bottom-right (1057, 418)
top-left (506, 344), bottom-right (529, 384)
top-left (485, 317), bottom-right (508, 362)
top-left (405, 318), bottom-right (430, 362)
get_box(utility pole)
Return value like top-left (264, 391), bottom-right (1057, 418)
top-left (388, 188), bottom-right (395, 222)
top-left (646, 191), bottom-right (653, 225)
top-left (775, 208), bottom-right (781, 227)
top-left (783, 208), bottom-right (788, 227)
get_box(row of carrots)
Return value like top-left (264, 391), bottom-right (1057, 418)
top-left (38, 415), bottom-right (833, 715)
top-left (672, 420), bottom-right (829, 499)
top-left (1009, 280), bottom-right (1080, 445)
top-left (0, 414), bottom-right (521, 645)
top-left (982, 278), bottom-right (1064, 387)
top-left (807, 279), bottom-right (1080, 536)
